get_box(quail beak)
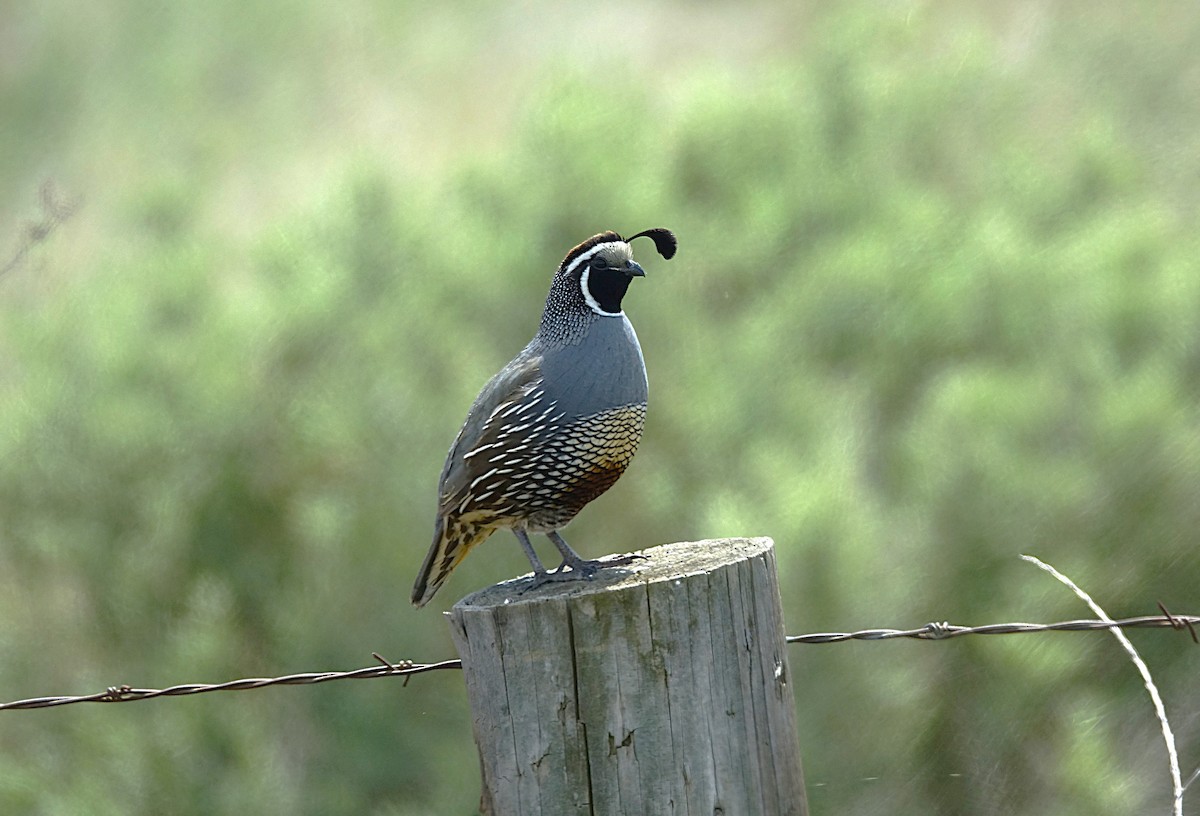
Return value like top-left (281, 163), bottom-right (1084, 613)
top-left (624, 260), bottom-right (646, 278)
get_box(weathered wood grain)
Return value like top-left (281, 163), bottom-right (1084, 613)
top-left (447, 537), bottom-right (807, 816)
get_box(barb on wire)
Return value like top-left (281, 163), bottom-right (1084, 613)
top-left (1, 613), bottom-right (1194, 712)
top-left (786, 614), bottom-right (1200, 643)
top-left (1157, 601), bottom-right (1199, 643)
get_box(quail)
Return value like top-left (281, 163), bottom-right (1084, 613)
top-left (411, 228), bottom-right (676, 607)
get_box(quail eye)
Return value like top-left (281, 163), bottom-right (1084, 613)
top-left (590, 255), bottom-right (607, 270)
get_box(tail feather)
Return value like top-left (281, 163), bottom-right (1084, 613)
top-left (411, 516), bottom-right (494, 608)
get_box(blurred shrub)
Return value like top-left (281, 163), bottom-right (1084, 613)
top-left (2, 3), bottom-right (1198, 815)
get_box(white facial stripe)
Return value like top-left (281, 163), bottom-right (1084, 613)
top-left (562, 241), bottom-right (624, 278)
top-left (580, 266), bottom-right (623, 316)
top-left (567, 241), bottom-right (627, 317)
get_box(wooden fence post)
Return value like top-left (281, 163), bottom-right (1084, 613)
top-left (447, 537), bottom-right (808, 816)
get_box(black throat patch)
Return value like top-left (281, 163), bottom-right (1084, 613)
top-left (586, 265), bottom-right (634, 314)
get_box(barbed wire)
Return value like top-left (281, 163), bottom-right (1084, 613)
top-left (0, 655), bottom-right (463, 711)
top-left (785, 612), bottom-right (1200, 643)
top-left (2, 613), bottom-right (1194, 712)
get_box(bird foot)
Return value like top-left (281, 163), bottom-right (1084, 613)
top-left (554, 551), bottom-right (647, 577)
top-left (522, 553), bottom-right (647, 592)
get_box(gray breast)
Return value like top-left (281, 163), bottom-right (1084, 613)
top-left (539, 314), bottom-right (647, 420)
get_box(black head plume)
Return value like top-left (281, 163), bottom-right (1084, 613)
top-left (625, 228), bottom-right (677, 260)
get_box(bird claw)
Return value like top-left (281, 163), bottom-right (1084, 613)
top-left (601, 552), bottom-right (648, 568)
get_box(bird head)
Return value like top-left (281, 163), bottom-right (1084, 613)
top-left (553, 228), bottom-right (677, 316)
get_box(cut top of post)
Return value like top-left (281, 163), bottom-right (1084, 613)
top-left (452, 536), bottom-right (776, 611)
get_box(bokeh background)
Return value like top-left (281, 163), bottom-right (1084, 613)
top-left (2, 2), bottom-right (1198, 814)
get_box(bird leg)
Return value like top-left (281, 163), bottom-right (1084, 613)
top-left (514, 529), bottom-right (573, 592)
top-left (546, 531), bottom-right (645, 577)
top-left (514, 529), bottom-right (550, 575)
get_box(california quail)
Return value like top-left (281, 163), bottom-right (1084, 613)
top-left (411, 228), bottom-right (676, 607)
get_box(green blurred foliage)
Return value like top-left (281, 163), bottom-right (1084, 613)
top-left (3, 2), bottom-right (1199, 814)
